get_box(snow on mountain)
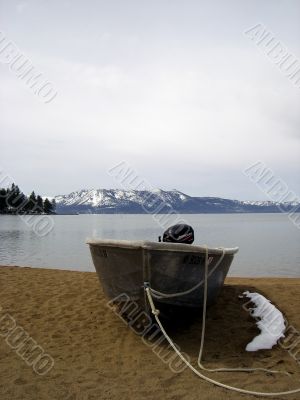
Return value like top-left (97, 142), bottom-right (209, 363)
top-left (55, 188), bottom-right (188, 209)
top-left (54, 189), bottom-right (300, 214)
top-left (241, 200), bottom-right (299, 207)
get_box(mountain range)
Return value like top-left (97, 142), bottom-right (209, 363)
top-left (54, 189), bottom-right (300, 214)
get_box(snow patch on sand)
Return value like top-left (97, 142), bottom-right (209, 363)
top-left (243, 291), bottom-right (286, 352)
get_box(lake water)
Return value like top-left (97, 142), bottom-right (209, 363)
top-left (0, 214), bottom-right (299, 277)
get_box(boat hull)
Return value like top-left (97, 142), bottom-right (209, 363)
top-left (87, 240), bottom-right (238, 310)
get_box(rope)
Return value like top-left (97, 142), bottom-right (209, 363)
top-left (197, 246), bottom-right (290, 376)
top-left (144, 246), bottom-right (300, 397)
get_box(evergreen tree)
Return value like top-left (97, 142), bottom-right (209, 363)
top-left (7, 184), bottom-right (26, 211)
top-left (5, 184), bottom-right (17, 211)
top-left (43, 198), bottom-right (53, 214)
top-left (51, 198), bottom-right (56, 213)
top-left (36, 195), bottom-right (44, 211)
top-left (0, 184), bottom-right (52, 214)
top-left (25, 191), bottom-right (37, 213)
top-left (0, 188), bottom-right (7, 213)
top-left (29, 191), bottom-right (37, 202)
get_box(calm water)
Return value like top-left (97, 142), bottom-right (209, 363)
top-left (0, 214), bottom-right (299, 277)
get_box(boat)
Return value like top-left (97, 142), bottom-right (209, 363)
top-left (87, 239), bottom-right (239, 313)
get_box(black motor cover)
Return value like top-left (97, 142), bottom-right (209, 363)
top-left (162, 224), bottom-right (194, 244)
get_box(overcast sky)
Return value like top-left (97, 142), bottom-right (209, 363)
top-left (1, 0), bottom-right (299, 200)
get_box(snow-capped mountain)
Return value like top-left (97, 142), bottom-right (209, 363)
top-left (54, 189), bottom-right (300, 214)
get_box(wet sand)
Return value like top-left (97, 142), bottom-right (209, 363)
top-left (0, 266), bottom-right (299, 400)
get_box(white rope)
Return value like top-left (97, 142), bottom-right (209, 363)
top-left (144, 246), bottom-right (300, 397)
top-left (197, 246), bottom-right (290, 377)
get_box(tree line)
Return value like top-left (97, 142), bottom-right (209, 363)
top-left (0, 183), bottom-right (56, 214)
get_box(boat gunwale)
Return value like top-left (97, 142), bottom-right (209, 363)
top-left (86, 239), bottom-right (239, 255)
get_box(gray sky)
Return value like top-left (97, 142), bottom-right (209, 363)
top-left (1, 0), bottom-right (299, 200)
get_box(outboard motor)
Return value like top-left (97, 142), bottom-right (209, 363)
top-left (160, 224), bottom-right (194, 244)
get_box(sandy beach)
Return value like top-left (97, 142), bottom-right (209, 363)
top-left (0, 266), bottom-right (299, 400)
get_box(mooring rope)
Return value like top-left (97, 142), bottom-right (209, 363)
top-left (197, 246), bottom-right (289, 376)
top-left (144, 246), bottom-right (300, 397)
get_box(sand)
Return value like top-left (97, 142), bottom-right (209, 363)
top-left (0, 266), bottom-right (299, 400)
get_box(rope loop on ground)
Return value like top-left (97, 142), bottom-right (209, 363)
top-left (144, 246), bottom-right (300, 397)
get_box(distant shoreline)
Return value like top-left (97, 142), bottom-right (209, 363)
top-left (54, 210), bottom-right (300, 215)
top-left (1, 211), bottom-right (299, 215)
top-left (0, 212), bottom-right (57, 216)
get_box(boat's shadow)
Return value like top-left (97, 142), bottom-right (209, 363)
top-left (151, 284), bottom-right (277, 366)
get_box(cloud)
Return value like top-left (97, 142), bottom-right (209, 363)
top-left (1, 0), bottom-right (299, 198)
top-left (16, 2), bottom-right (27, 13)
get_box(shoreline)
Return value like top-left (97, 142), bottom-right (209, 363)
top-left (38, 211), bottom-right (300, 214)
top-left (1, 264), bottom-right (300, 280)
top-left (0, 266), bottom-right (299, 399)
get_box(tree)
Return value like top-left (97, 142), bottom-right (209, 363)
top-left (5, 184), bottom-right (17, 210)
top-left (4, 184), bottom-right (26, 212)
top-left (0, 188), bottom-right (7, 213)
top-left (29, 191), bottom-right (37, 202)
top-left (0, 184), bottom-right (52, 214)
top-left (51, 198), bottom-right (56, 213)
top-left (43, 198), bottom-right (53, 214)
top-left (8, 185), bottom-right (26, 211)
top-left (36, 195), bottom-right (44, 211)
top-left (25, 191), bottom-right (37, 213)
